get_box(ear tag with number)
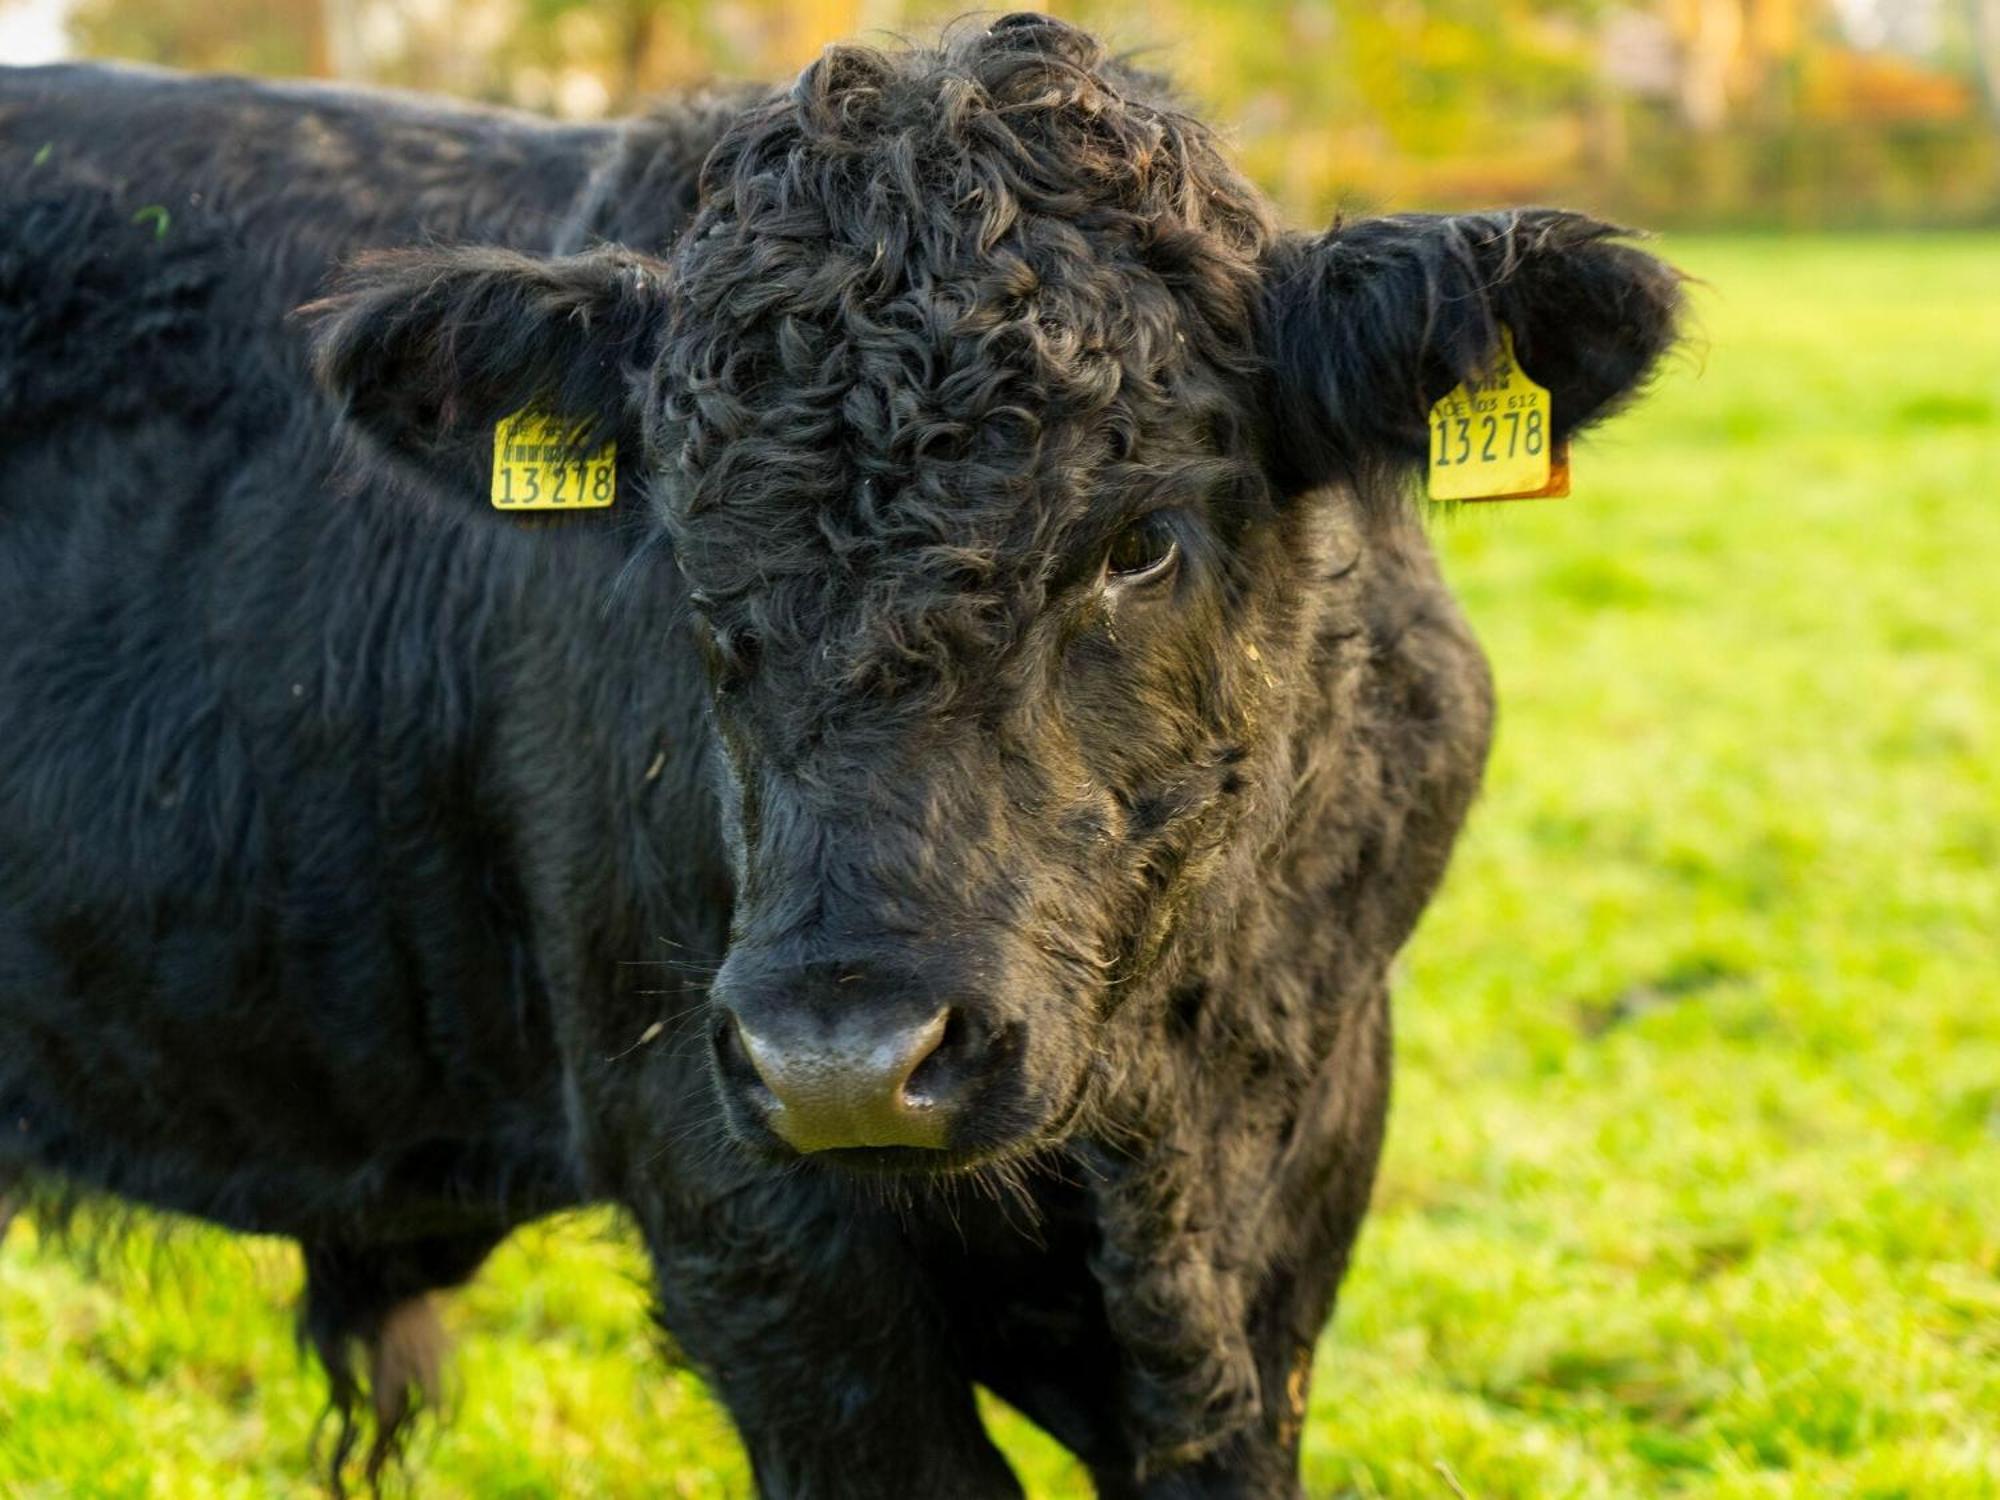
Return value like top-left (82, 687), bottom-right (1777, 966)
top-left (1426, 328), bottom-right (1570, 502)
top-left (491, 407), bottom-right (616, 511)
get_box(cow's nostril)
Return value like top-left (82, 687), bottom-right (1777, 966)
top-left (900, 1007), bottom-right (969, 1105)
top-left (712, 1014), bottom-right (770, 1096)
top-left (873, 1006), bottom-right (949, 1110)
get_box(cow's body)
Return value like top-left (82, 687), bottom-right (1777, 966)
top-left (0, 29), bottom-right (1676, 1497)
top-left (0, 64), bottom-right (732, 1232)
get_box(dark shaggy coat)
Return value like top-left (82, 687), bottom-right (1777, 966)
top-left (0, 19), bottom-right (1681, 1497)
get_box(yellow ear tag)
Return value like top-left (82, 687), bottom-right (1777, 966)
top-left (1426, 328), bottom-right (1570, 502)
top-left (491, 407), bottom-right (616, 511)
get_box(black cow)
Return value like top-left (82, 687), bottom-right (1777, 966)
top-left (0, 19), bottom-right (1680, 1498)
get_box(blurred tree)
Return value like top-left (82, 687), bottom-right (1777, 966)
top-left (1976, 0), bottom-right (2000, 119)
top-left (69, 0), bottom-right (322, 76)
top-left (43, 0), bottom-right (2000, 226)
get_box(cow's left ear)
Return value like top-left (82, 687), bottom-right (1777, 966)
top-left (305, 246), bottom-right (671, 509)
top-left (1260, 210), bottom-right (1684, 495)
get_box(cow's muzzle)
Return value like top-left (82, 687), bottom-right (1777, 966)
top-left (710, 955), bottom-right (1013, 1160)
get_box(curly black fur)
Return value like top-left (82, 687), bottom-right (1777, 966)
top-left (1, 19), bottom-right (1681, 1497)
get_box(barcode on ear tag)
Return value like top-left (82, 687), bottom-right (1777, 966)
top-left (491, 407), bottom-right (616, 511)
top-left (1427, 329), bottom-right (1566, 502)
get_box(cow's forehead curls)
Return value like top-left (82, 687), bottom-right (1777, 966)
top-left (650, 15), bottom-right (1278, 662)
top-left (696, 16), bottom-right (1272, 248)
top-left (667, 12), bottom-right (1277, 382)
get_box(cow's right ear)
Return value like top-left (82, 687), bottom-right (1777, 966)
top-left (305, 246), bottom-right (671, 507)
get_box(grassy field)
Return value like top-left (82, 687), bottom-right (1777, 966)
top-left (3, 233), bottom-right (1997, 1498)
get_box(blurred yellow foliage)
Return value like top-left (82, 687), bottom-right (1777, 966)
top-left (51, 0), bottom-right (2000, 226)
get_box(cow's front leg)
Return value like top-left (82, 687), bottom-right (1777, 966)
top-left (1090, 984), bottom-right (1393, 1499)
top-left (635, 1176), bottom-right (1024, 1500)
top-left (977, 1280), bottom-right (1317, 1500)
top-left (1121, 1312), bottom-right (1322, 1500)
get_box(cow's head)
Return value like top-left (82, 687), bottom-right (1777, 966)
top-left (313, 16), bottom-right (1680, 1175)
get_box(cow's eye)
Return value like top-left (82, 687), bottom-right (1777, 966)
top-left (1104, 514), bottom-right (1179, 584)
top-left (700, 621), bottom-right (760, 692)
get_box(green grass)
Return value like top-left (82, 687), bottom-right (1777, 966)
top-left (4, 233), bottom-right (1997, 1497)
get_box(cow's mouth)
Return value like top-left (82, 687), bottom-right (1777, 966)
top-left (812, 1144), bottom-right (961, 1176)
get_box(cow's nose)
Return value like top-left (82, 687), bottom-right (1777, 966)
top-left (722, 1005), bottom-right (959, 1152)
